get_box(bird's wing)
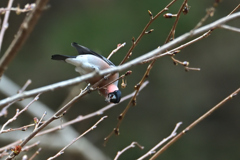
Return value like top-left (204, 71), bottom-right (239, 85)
top-left (71, 42), bottom-right (115, 66)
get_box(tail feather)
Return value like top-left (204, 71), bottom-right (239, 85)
top-left (51, 54), bottom-right (75, 61)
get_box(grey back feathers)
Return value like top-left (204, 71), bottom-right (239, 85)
top-left (71, 42), bottom-right (115, 66)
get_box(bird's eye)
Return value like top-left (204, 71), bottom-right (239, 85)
top-left (109, 94), bottom-right (115, 100)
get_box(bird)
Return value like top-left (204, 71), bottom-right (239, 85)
top-left (51, 42), bottom-right (121, 103)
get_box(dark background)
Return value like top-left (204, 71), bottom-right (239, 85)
top-left (0, 0), bottom-right (240, 159)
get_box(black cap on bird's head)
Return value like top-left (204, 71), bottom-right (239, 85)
top-left (106, 90), bottom-right (121, 103)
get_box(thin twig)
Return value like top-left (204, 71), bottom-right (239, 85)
top-left (0, 0), bottom-right (49, 77)
top-left (219, 24), bottom-right (240, 33)
top-left (107, 42), bottom-right (126, 59)
top-left (34, 111), bottom-right (47, 131)
top-left (47, 116), bottom-right (108, 160)
top-left (0, 94), bottom-right (40, 134)
top-left (228, 3), bottom-right (240, 15)
top-left (137, 122), bottom-right (182, 160)
top-left (28, 148), bottom-right (41, 160)
top-left (149, 88), bottom-right (240, 160)
top-left (0, 3), bottom-right (36, 14)
top-left (114, 142), bottom-right (144, 160)
top-left (0, 123), bottom-right (36, 133)
top-left (0, 0), bottom-right (14, 53)
top-left (18, 79), bottom-right (32, 93)
top-left (22, 141), bottom-right (40, 152)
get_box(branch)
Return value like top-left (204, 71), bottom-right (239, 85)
top-left (137, 122), bottom-right (182, 160)
top-left (0, 0), bottom-right (14, 53)
top-left (220, 24), bottom-right (240, 33)
top-left (47, 116), bottom-right (107, 160)
top-left (114, 142), bottom-right (144, 160)
top-left (28, 148), bottom-right (41, 160)
top-left (0, 12), bottom-right (240, 107)
top-left (0, 3), bottom-right (36, 15)
top-left (0, 0), bottom-right (49, 77)
top-left (107, 42), bottom-right (126, 59)
top-left (149, 88), bottom-right (240, 160)
top-left (0, 94), bottom-right (40, 134)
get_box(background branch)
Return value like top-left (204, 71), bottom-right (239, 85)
top-left (0, 0), bottom-right (49, 77)
top-left (150, 88), bottom-right (240, 160)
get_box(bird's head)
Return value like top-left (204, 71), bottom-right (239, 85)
top-left (106, 90), bottom-right (121, 103)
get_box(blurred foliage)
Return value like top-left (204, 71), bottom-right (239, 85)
top-left (0, 0), bottom-right (240, 159)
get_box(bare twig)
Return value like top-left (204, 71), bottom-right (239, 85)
top-left (22, 141), bottom-right (40, 152)
top-left (0, 3), bottom-right (36, 15)
top-left (0, 141), bottom-right (40, 158)
top-left (114, 142), bottom-right (144, 160)
top-left (18, 79), bottom-right (32, 93)
top-left (0, 79), bottom-right (32, 117)
top-left (165, 0), bottom-right (188, 42)
top-left (47, 116), bottom-right (107, 160)
top-left (0, 0), bottom-right (14, 53)
top-left (0, 12), bottom-right (240, 107)
top-left (193, 7), bottom-right (215, 30)
top-left (220, 24), bottom-right (240, 33)
top-left (34, 111), bottom-right (47, 131)
top-left (0, 94), bottom-right (40, 134)
top-left (107, 42), bottom-right (126, 59)
top-left (0, 0), bottom-right (49, 77)
top-left (0, 123), bottom-right (36, 133)
top-left (28, 148), bottom-right (41, 160)
top-left (228, 3), bottom-right (240, 15)
top-left (137, 122), bottom-right (182, 160)
top-left (149, 88), bottom-right (240, 160)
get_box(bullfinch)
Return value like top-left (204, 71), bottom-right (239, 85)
top-left (51, 42), bottom-right (121, 103)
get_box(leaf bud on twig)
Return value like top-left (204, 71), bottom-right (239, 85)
top-left (163, 13), bottom-right (177, 18)
top-left (148, 10), bottom-right (153, 18)
top-left (172, 50), bottom-right (181, 55)
top-left (125, 70), bottom-right (132, 76)
top-left (132, 37), bottom-right (135, 43)
top-left (114, 128), bottom-right (120, 135)
top-left (182, 3), bottom-right (190, 15)
top-left (183, 61), bottom-right (189, 66)
top-left (145, 29), bottom-right (154, 34)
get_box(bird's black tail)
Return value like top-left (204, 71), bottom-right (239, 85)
top-left (51, 54), bottom-right (75, 61)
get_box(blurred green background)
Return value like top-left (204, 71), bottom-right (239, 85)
top-left (0, 0), bottom-right (240, 159)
